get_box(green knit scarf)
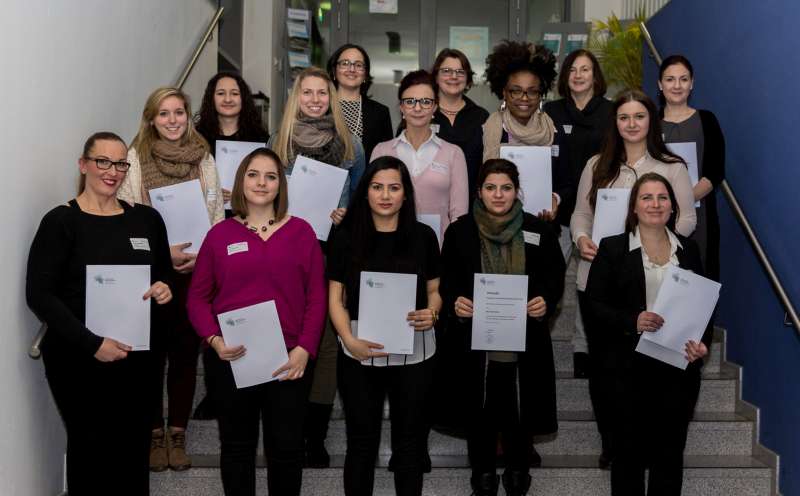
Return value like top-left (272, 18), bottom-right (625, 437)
top-left (473, 198), bottom-right (526, 275)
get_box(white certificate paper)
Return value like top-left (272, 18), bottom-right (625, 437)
top-left (215, 140), bottom-right (266, 206)
top-left (287, 155), bottom-right (349, 241)
top-left (149, 179), bottom-right (211, 254)
top-left (666, 142), bottom-right (700, 207)
top-left (636, 266), bottom-right (721, 369)
top-left (357, 271), bottom-right (417, 355)
top-left (500, 146), bottom-right (553, 215)
top-left (417, 214), bottom-right (442, 246)
top-left (471, 274), bottom-right (528, 352)
top-left (218, 300), bottom-right (289, 389)
top-left (85, 265), bottom-right (151, 351)
top-left (591, 188), bottom-right (632, 245)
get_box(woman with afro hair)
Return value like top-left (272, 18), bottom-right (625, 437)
top-left (483, 40), bottom-right (570, 224)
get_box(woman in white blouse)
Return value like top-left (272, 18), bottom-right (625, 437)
top-left (569, 88), bottom-right (696, 469)
top-left (584, 172), bottom-right (710, 495)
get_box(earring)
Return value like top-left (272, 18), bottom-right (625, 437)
top-left (500, 101), bottom-right (507, 111)
top-left (538, 100), bottom-right (543, 112)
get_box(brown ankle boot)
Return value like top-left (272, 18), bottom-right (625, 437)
top-left (167, 428), bottom-right (192, 471)
top-left (149, 428), bottom-right (168, 472)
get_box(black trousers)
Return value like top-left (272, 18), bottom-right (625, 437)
top-left (206, 350), bottom-right (312, 496)
top-left (579, 290), bottom-right (616, 455)
top-left (151, 274), bottom-right (199, 430)
top-left (43, 347), bottom-right (154, 496)
top-left (611, 357), bottom-right (701, 496)
top-left (338, 351), bottom-right (435, 496)
top-left (467, 360), bottom-right (531, 475)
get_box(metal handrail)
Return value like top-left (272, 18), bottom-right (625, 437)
top-left (176, 6), bottom-right (224, 89)
top-left (640, 21), bottom-right (800, 332)
top-left (29, 324), bottom-right (46, 359)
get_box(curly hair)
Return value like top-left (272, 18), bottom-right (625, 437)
top-left (485, 40), bottom-right (557, 99)
top-left (195, 72), bottom-right (264, 139)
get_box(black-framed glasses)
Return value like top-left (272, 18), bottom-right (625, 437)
top-left (400, 97), bottom-right (435, 109)
top-left (438, 68), bottom-right (467, 78)
top-left (87, 157), bottom-right (131, 172)
top-left (506, 88), bottom-right (542, 100)
top-left (337, 59), bottom-right (366, 72)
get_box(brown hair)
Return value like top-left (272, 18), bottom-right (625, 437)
top-left (556, 49), bottom-right (606, 99)
top-left (432, 48), bottom-right (476, 91)
top-left (624, 172), bottom-right (679, 233)
top-left (230, 148), bottom-right (288, 221)
top-left (476, 158), bottom-right (520, 192)
top-left (78, 131), bottom-right (127, 194)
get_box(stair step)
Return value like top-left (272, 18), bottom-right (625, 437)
top-left (150, 459), bottom-right (773, 496)
top-left (184, 412), bottom-right (753, 458)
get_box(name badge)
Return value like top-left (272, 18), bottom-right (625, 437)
top-left (130, 238), bottom-right (151, 251)
top-left (227, 242), bottom-right (249, 255)
top-left (551, 145), bottom-right (560, 157)
top-left (523, 231), bottom-right (541, 246)
top-left (429, 161), bottom-right (449, 175)
top-left (430, 123), bottom-right (441, 134)
top-left (563, 124), bottom-right (573, 134)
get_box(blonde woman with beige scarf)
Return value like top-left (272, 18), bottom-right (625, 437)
top-left (483, 40), bottom-right (570, 224)
top-left (119, 86), bottom-right (224, 473)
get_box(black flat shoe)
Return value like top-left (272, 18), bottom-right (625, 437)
top-left (502, 469), bottom-right (532, 496)
top-left (598, 450), bottom-right (613, 470)
top-left (470, 472), bottom-right (499, 496)
top-left (573, 352), bottom-right (591, 379)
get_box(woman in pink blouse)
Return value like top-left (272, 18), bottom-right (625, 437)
top-left (370, 70), bottom-right (468, 243)
top-left (187, 148), bottom-right (326, 496)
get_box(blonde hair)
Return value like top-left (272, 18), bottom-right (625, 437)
top-left (273, 67), bottom-right (355, 165)
top-left (130, 87), bottom-right (209, 162)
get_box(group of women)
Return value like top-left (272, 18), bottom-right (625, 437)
top-left (26, 37), bottom-right (724, 496)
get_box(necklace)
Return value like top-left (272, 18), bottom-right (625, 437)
top-left (243, 217), bottom-right (275, 232)
top-left (439, 101), bottom-right (465, 116)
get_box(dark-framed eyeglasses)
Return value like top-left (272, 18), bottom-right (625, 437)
top-left (400, 97), bottom-right (436, 109)
top-left (506, 88), bottom-right (542, 100)
top-left (438, 68), bottom-right (467, 78)
top-left (337, 59), bottom-right (366, 72)
top-left (86, 157), bottom-right (131, 172)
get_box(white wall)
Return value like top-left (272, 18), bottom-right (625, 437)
top-left (242, 0), bottom-right (277, 131)
top-left (0, 1), bottom-right (217, 494)
top-left (583, 0), bottom-right (624, 21)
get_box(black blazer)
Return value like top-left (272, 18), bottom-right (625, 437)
top-left (584, 231), bottom-right (713, 373)
top-left (438, 212), bottom-right (566, 435)
top-left (361, 97), bottom-right (394, 162)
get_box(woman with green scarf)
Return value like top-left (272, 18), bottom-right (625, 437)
top-left (439, 158), bottom-right (565, 496)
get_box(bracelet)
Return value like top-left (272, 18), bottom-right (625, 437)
top-left (430, 309), bottom-right (439, 326)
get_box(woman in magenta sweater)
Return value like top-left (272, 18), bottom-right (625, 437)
top-left (187, 147), bottom-right (327, 496)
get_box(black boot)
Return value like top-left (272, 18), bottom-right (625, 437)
top-left (502, 469), bottom-right (532, 496)
top-left (470, 472), bottom-right (499, 496)
top-left (304, 402), bottom-right (333, 468)
top-left (529, 444), bottom-right (542, 468)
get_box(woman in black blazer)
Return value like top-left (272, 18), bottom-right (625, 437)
top-left (327, 44), bottom-right (393, 161)
top-left (585, 172), bottom-right (711, 496)
top-left (440, 158), bottom-right (565, 496)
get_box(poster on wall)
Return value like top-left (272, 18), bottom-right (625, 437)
top-left (542, 33), bottom-right (562, 56)
top-left (450, 26), bottom-right (489, 66)
top-left (566, 34), bottom-right (588, 54)
top-left (369, 0), bottom-right (398, 14)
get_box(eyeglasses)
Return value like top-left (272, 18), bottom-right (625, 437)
top-left (438, 68), bottom-right (467, 78)
top-left (337, 60), bottom-right (366, 72)
top-left (86, 157), bottom-right (131, 172)
top-left (506, 88), bottom-right (542, 100)
top-left (400, 97), bottom-right (436, 109)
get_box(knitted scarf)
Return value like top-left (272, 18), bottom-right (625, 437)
top-left (482, 108), bottom-right (556, 162)
top-left (290, 114), bottom-right (346, 167)
top-left (473, 198), bottom-right (526, 276)
top-left (140, 137), bottom-right (206, 197)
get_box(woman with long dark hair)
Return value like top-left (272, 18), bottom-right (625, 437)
top-left (27, 132), bottom-right (174, 494)
top-left (440, 158), bottom-right (565, 496)
top-left (658, 54), bottom-right (725, 281)
top-left (328, 156), bottom-right (441, 495)
top-left (585, 172), bottom-right (710, 495)
top-left (570, 89), bottom-right (696, 469)
top-left (326, 44), bottom-right (393, 162)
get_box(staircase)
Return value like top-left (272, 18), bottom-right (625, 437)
top-left (152, 258), bottom-right (780, 495)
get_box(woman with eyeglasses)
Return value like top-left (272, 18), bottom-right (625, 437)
top-left (118, 86), bottom-right (225, 472)
top-left (26, 132), bottom-right (174, 495)
top-left (431, 48), bottom-right (490, 197)
top-left (371, 70), bottom-right (469, 243)
top-left (483, 40), bottom-right (569, 224)
top-left (327, 44), bottom-right (393, 162)
top-left (659, 55), bottom-right (725, 282)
